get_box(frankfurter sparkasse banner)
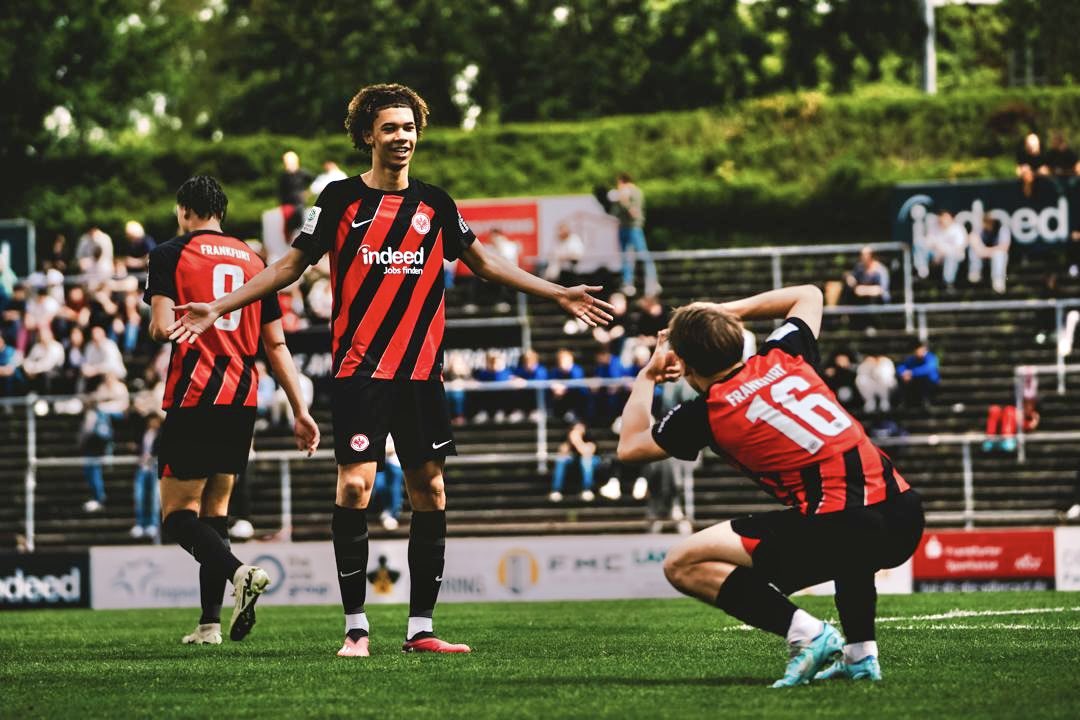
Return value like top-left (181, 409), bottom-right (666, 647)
top-left (891, 178), bottom-right (1078, 246)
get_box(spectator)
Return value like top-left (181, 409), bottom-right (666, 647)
top-left (278, 150), bottom-right (314, 234)
top-left (79, 401), bottom-right (114, 512)
top-left (75, 226), bottom-right (114, 282)
top-left (473, 349), bottom-right (513, 423)
top-left (2, 283), bottom-right (27, 351)
top-left (1045, 131), bottom-right (1079, 178)
top-left (123, 220), bottom-right (157, 271)
top-left (254, 358), bottom-right (277, 430)
top-left (624, 295), bottom-right (668, 363)
top-left (0, 254), bottom-right (16, 306)
top-left (130, 414), bottom-right (162, 539)
top-left (609, 172), bottom-right (660, 297)
top-left (651, 378), bottom-right (699, 534)
top-left (967, 216), bottom-right (1010, 295)
top-left (271, 371), bottom-right (314, 427)
top-left (44, 233), bottom-right (69, 273)
top-left (93, 371), bottom-right (130, 418)
top-left (843, 246), bottom-right (891, 305)
top-left (822, 351), bottom-right (858, 410)
top-left (592, 291), bottom-right (628, 355)
top-left (0, 334), bottom-right (23, 396)
top-left (549, 421), bottom-right (598, 503)
top-left (856, 353), bottom-right (897, 414)
top-left (306, 276), bottom-right (333, 320)
top-left (551, 347), bottom-right (588, 423)
top-left (24, 285), bottom-right (61, 336)
top-left (310, 160), bottom-right (347, 196)
top-left (373, 436), bottom-right (404, 531)
top-left (82, 324), bottom-right (127, 382)
top-left (444, 351), bottom-right (472, 426)
top-left (1016, 131), bottom-right (1048, 197)
top-left (896, 339), bottom-right (940, 409)
top-left (510, 348), bottom-right (549, 423)
top-left (62, 325), bottom-right (88, 393)
top-left (116, 291), bottom-right (145, 355)
top-left (26, 262), bottom-right (65, 305)
top-left (915, 210), bottom-right (967, 291)
top-left (543, 223), bottom-right (585, 284)
top-left (982, 404), bottom-right (1018, 454)
top-left (21, 324), bottom-right (65, 394)
top-left (592, 344), bottom-right (630, 424)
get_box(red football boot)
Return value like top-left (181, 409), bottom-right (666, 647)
top-left (337, 635), bottom-right (370, 657)
top-left (401, 632), bottom-right (471, 654)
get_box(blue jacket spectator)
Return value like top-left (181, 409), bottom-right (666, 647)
top-left (474, 350), bottom-right (513, 423)
top-left (897, 341), bottom-right (940, 408)
top-left (551, 348), bottom-right (588, 422)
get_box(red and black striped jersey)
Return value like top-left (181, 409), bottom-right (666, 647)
top-left (143, 230), bottom-right (281, 410)
top-left (292, 176), bottom-right (476, 380)
top-left (652, 317), bottom-right (911, 515)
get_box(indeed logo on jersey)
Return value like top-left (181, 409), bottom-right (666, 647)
top-left (358, 244), bottom-right (425, 275)
top-left (724, 363), bottom-right (788, 407)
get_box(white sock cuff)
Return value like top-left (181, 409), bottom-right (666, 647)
top-left (407, 616), bottom-right (434, 640)
top-left (345, 612), bottom-right (369, 633)
top-left (844, 641), bottom-right (878, 663)
top-left (786, 609), bottom-right (824, 646)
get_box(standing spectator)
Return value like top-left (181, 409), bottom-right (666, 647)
top-left (80, 401), bottom-right (115, 512)
top-left (896, 340), bottom-right (940, 409)
top-left (1045, 131), bottom-right (1079, 178)
top-left (310, 160), bottom-right (348, 196)
top-left (548, 421), bottom-right (598, 503)
top-left (967, 216), bottom-right (1010, 294)
top-left (856, 353), bottom-right (897, 414)
top-left (373, 436), bottom-right (404, 531)
top-left (82, 324), bottom-right (127, 382)
top-left (822, 351), bottom-right (858, 410)
top-left (609, 172), bottom-right (660, 297)
top-left (551, 348), bottom-right (588, 423)
top-left (278, 150), bottom-right (314, 234)
top-left (0, 334), bottom-right (23, 396)
top-left (123, 221), bottom-right (157, 271)
top-left (130, 414), bottom-right (162, 539)
top-left (76, 226), bottom-right (114, 282)
top-left (21, 325), bottom-right (65, 394)
top-left (510, 348), bottom-right (549, 423)
top-left (843, 247), bottom-right (890, 305)
top-left (1016, 131), bottom-right (1048, 197)
top-left (543, 223), bottom-right (585, 285)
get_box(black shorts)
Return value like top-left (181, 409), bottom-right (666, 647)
top-left (158, 406), bottom-right (256, 480)
top-left (331, 376), bottom-right (456, 468)
top-left (732, 489), bottom-right (925, 594)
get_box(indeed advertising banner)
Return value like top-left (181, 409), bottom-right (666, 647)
top-left (0, 552), bottom-right (90, 610)
top-left (891, 179), bottom-right (1076, 246)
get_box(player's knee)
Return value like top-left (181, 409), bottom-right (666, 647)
top-left (663, 547), bottom-right (691, 590)
top-left (407, 474), bottom-right (446, 509)
top-left (337, 470), bottom-right (373, 506)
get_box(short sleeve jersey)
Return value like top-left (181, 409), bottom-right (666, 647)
top-left (292, 176), bottom-right (476, 380)
top-left (144, 230), bottom-right (281, 410)
top-left (652, 317), bottom-right (909, 515)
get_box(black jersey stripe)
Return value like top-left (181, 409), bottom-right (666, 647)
top-left (199, 356), bottom-right (233, 407)
top-left (800, 463), bottom-right (824, 515)
top-left (170, 350), bottom-right (202, 409)
top-left (232, 355), bottom-right (257, 408)
top-left (842, 446), bottom-right (867, 509)
top-left (881, 453), bottom-right (901, 497)
top-left (331, 197), bottom-right (378, 326)
top-left (396, 269), bottom-right (446, 378)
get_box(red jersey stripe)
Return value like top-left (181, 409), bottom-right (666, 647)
top-left (180, 353), bottom-right (213, 407)
top-left (335, 215), bottom-right (429, 378)
top-left (214, 354), bottom-right (244, 406)
top-left (412, 296), bottom-right (446, 380)
top-left (815, 452), bottom-right (849, 513)
top-left (859, 441), bottom-right (888, 505)
top-left (330, 198), bottom-right (378, 360)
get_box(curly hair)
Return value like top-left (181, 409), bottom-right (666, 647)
top-left (176, 175), bottom-right (228, 222)
top-left (668, 303), bottom-right (745, 376)
top-left (344, 83), bottom-right (429, 153)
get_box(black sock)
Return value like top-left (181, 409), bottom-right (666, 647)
top-left (408, 510), bottom-right (446, 618)
top-left (332, 505), bottom-right (369, 615)
top-left (714, 566), bottom-right (798, 637)
top-left (198, 516), bottom-right (230, 624)
top-left (835, 573), bottom-right (877, 643)
top-left (162, 510), bottom-right (243, 586)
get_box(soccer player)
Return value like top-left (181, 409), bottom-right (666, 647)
top-left (617, 285), bottom-right (924, 686)
top-left (146, 176), bottom-right (320, 645)
top-left (167, 84), bottom-right (613, 657)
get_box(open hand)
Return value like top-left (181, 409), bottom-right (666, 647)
top-left (167, 302), bottom-right (219, 344)
top-left (294, 413), bottom-right (320, 457)
top-left (558, 285), bottom-right (615, 328)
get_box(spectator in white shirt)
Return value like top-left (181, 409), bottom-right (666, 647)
top-left (75, 226), bottom-right (114, 282)
top-left (928, 210), bottom-right (968, 291)
top-left (310, 160), bottom-right (348, 196)
top-left (82, 324), bottom-right (127, 381)
top-left (22, 325), bottom-right (66, 393)
top-left (856, 353), bottom-right (897, 414)
top-left (544, 223), bottom-right (585, 284)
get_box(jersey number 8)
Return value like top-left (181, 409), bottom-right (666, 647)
top-left (212, 264), bottom-right (245, 332)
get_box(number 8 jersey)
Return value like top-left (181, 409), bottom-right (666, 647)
top-left (652, 317), bottom-right (910, 516)
top-left (143, 230), bottom-right (282, 410)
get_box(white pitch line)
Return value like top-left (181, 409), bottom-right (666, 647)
top-left (884, 623), bottom-right (1080, 631)
top-left (721, 606), bottom-right (1080, 632)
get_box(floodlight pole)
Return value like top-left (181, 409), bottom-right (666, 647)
top-left (923, 0), bottom-right (937, 95)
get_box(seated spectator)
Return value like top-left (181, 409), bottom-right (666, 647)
top-left (915, 210), bottom-right (968, 291)
top-left (25, 261), bottom-right (65, 305)
top-left (592, 291), bottom-right (628, 355)
top-left (856, 353), bottom-right (897, 414)
top-left (2, 283), bottom-right (28, 351)
top-left (843, 246), bottom-right (890, 307)
top-left (444, 351), bottom-right (471, 425)
top-left (592, 344), bottom-right (630, 424)
top-left (510, 348), bottom-right (549, 423)
top-left (25, 286), bottom-right (59, 342)
top-left (130, 414), bottom-right (162, 539)
top-left (543, 223), bottom-right (585, 284)
top-left (473, 349), bottom-right (513, 424)
top-left (1045, 131), bottom-right (1079, 178)
top-left (896, 340), bottom-right (940, 409)
top-left (548, 421), bottom-right (598, 503)
top-left (550, 348), bottom-right (588, 423)
top-left (109, 257), bottom-right (140, 294)
top-left (254, 358), bottom-right (277, 430)
top-left (21, 325), bottom-right (65, 394)
top-left (76, 225), bottom-right (114, 281)
top-left (62, 325), bottom-right (88, 394)
top-left (123, 220), bottom-right (157, 271)
top-left (968, 216), bottom-right (1010, 294)
top-left (982, 405), bottom-right (1018, 454)
top-left (115, 291), bottom-right (146, 355)
top-left (1016, 131), bottom-right (1048, 197)
top-left (0, 334), bottom-right (23, 396)
top-left (373, 436), bottom-right (404, 530)
top-left (93, 371), bottom-right (130, 419)
top-left (822, 351), bottom-right (858, 409)
top-left (82, 323), bottom-right (127, 383)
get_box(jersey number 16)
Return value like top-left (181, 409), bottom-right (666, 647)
top-left (745, 375), bottom-right (852, 454)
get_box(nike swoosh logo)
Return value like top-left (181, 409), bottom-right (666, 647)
top-left (435, 576), bottom-right (443, 582)
top-left (352, 217), bottom-right (373, 228)
top-left (432, 440), bottom-right (452, 449)
top-left (339, 569), bottom-right (364, 578)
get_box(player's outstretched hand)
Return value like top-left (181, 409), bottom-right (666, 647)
top-left (294, 412), bottom-right (320, 457)
top-left (558, 285), bottom-right (615, 328)
top-left (167, 302), bottom-right (219, 344)
top-left (643, 329), bottom-right (682, 384)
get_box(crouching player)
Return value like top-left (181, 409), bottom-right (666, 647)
top-left (617, 285), bottom-right (924, 686)
top-left (145, 176), bottom-right (320, 644)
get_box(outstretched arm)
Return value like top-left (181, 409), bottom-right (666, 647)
top-left (260, 319), bottom-right (319, 456)
top-left (459, 241), bottom-right (614, 327)
top-left (711, 284), bottom-right (824, 337)
top-left (168, 247), bottom-right (310, 344)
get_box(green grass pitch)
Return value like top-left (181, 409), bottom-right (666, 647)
top-left (3, 592), bottom-right (1079, 719)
